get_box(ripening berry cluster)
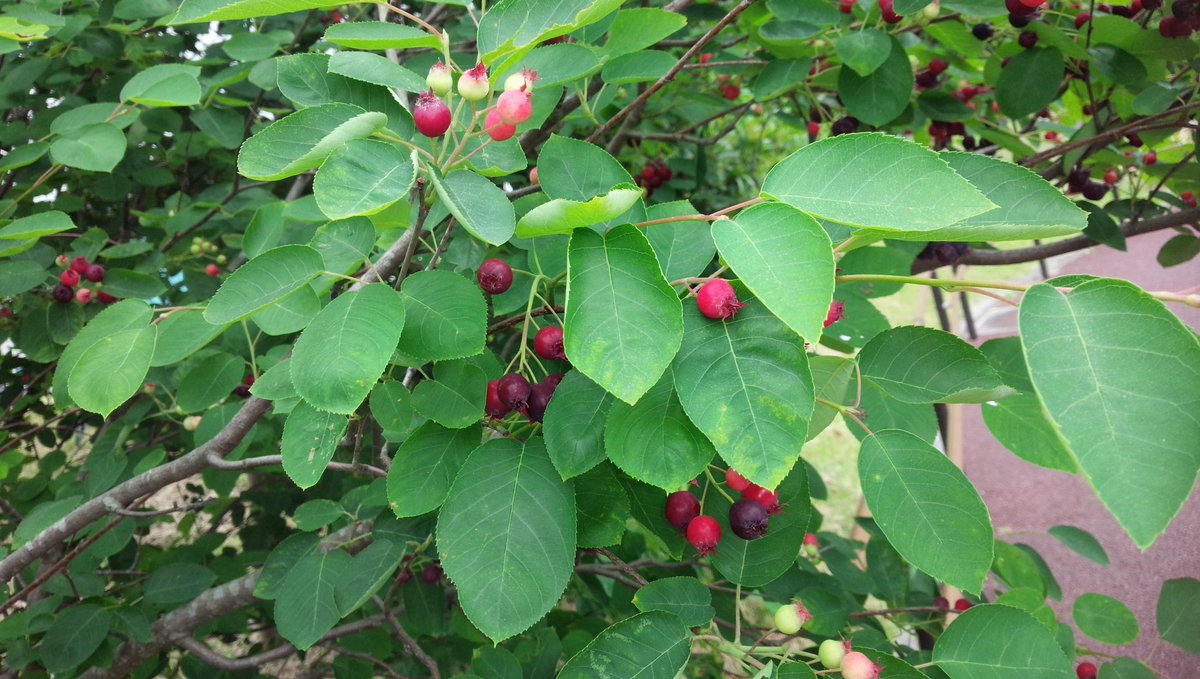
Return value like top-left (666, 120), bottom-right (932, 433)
top-left (661, 468), bottom-right (786, 557)
top-left (415, 61), bottom-right (537, 140)
top-left (50, 255), bottom-right (113, 306)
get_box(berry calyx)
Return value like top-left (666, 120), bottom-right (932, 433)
top-left (75, 288), bottom-right (92, 304)
top-left (496, 373), bottom-right (532, 411)
top-left (60, 269), bottom-right (80, 287)
top-left (70, 256), bottom-right (89, 274)
top-left (773, 601), bottom-right (812, 635)
top-left (729, 498), bottom-right (769, 540)
top-left (686, 515), bottom-right (721, 555)
top-left (818, 639), bottom-right (847, 669)
top-left (824, 300), bottom-right (845, 328)
top-left (664, 491), bottom-right (701, 533)
top-left (533, 326), bottom-right (566, 361)
top-left (1076, 662), bottom-right (1098, 679)
top-left (205, 264), bottom-right (220, 277)
top-left (725, 468), bottom-right (751, 492)
top-left (496, 89), bottom-right (533, 126)
top-left (476, 258), bottom-right (513, 295)
top-left (414, 90), bottom-right (452, 138)
top-left (954, 598), bottom-right (973, 611)
top-left (695, 279), bottom-right (744, 320)
top-left (841, 651), bottom-right (882, 679)
top-left (426, 61), bottom-right (452, 97)
top-left (458, 63), bottom-right (490, 102)
top-left (742, 484), bottom-right (781, 514)
top-left (84, 264), bottom-right (105, 283)
top-left (486, 380), bottom-right (511, 419)
top-left (484, 109), bottom-right (517, 142)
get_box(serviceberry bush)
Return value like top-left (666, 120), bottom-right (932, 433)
top-left (0, 0), bottom-right (1197, 678)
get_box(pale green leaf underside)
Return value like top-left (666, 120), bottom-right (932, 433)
top-left (281, 402), bottom-right (350, 489)
top-left (204, 245), bottom-right (325, 326)
top-left (314, 139), bottom-right (415, 220)
top-left (171, 0), bottom-right (374, 23)
top-left (515, 188), bottom-right (642, 238)
top-left (238, 103), bottom-right (387, 181)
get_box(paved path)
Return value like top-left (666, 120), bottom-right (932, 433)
top-left (957, 229), bottom-right (1200, 679)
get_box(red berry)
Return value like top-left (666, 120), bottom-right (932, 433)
top-left (1144, 151), bottom-right (1157, 165)
top-left (205, 264), bottom-right (220, 277)
top-left (1103, 168), bottom-right (1118, 185)
top-left (420, 562), bottom-right (443, 585)
top-left (52, 284), bottom-right (73, 303)
top-left (803, 533), bottom-right (819, 547)
top-left (729, 498), bottom-right (769, 540)
top-left (1019, 0), bottom-right (1046, 6)
top-left (928, 58), bottom-right (948, 74)
top-left (60, 269), bottom-right (80, 287)
top-left (839, 0), bottom-right (855, 13)
top-left (75, 288), bottom-right (92, 304)
top-left (655, 162), bottom-right (672, 182)
top-left (719, 84), bottom-right (740, 100)
top-left (1076, 662), bottom-right (1098, 679)
top-left (695, 279), bottom-right (745, 320)
top-left (496, 373), bottom-right (531, 410)
top-left (414, 90), bottom-right (451, 138)
top-left (84, 264), bottom-right (105, 282)
top-left (243, 374), bottom-right (256, 386)
top-left (397, 568), bottom-right (412, 585)
top-left (533, 326), bottom-right (566, 361)
top-left (526, 378), bottom-right (558, 423)
top-left (484, 109), bottom-right (516, 142)
top-left (725, 468), bottom-right (751, 492)
top-left (742, 484), bottom-right (781, 514)
top-left (1019, 30), bottom-right (1038, 47)
top-left (807, 121), bottom-right (820, 138)
top-left (70, 256), bottom-right (89, 274)
top-left (486, 380), bottom-right (511, 418)
top-left (879, 0), bottom-right (903, 22)
top-left (476, 258), bottom-right (513, 295)
top-left (823, 300), bottom-right (845, 328)
top-left (0, 307), bottom-right (11, 319)
top-left (954, 598), bottom-right (973, 611)
top-left (698, 53), bottom-right (713, 64)
top-left (1181, 191), bottom-right (1197, 207)
top-left (665, 491), bottom-right (701, 533)
top-left (1045, 131), bottom-right (1059, 141)
top-left (641, 165), bottom-right (657, 182)
top-left (496, 89), bottom-right (533, 126)
top-left (686, 515), bottom-right (721, 555)
top-left (1075, 12), bottom-right (1092, 27)
top-left (97, 291), bottom-right (117, 304)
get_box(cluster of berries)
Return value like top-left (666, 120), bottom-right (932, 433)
top-left (1158, 0), bottom-right (1199, 37)
top-left (1067, 168), bottom-right (1111, 201)
top-left (233, 374), bottom-right (255, 399)
top-left (415, 62), bottom-right (536, 140)
top-left (635, 161), bottom-right (672, 199)
top-left (932, 595), bottom-right (975, 611)
top-left (396, 556), bottom-right (443, 586)
top-left (663, 468), bottom-right (784, 556)
top-left (915, 58), bottom-right (948, 90)
top-left (486, 372), bottom-right (562, 423)
top-left (51, 255), bottom-right (113, 305)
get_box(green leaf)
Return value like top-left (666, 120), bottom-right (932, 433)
top-left (243, 202), bottom-right (285, 259)
top-left (237, 103), bottom-right (388, 181)
top-left (934, 605), bottom-right (1072, 679)
top-left (387, 422), bottom-right (483, 518)
top-left (291, 284), bottom-right (405, 414)
top-left (411, 361), bottom-right (487, 428)
top-left (54, 300), bottom-right (153, 410)
top-left (50, 123), bottom-right (126, 172)
top-left (605, 373), bottom-right (715, 490)
top-left (255, 533), bottom-right (321, 600)
top-left (143, 563), bottom-right (217, 604)
top-left (713, 203), bottom-right (834, 343)
top-left (599, 8), bottom-right (687, 59)
top-left (558, 611), bottom-right (690, 679)
top-left (323, 21), bottom-right (441, 50)
top-left (69, 326), bottom-right (156, 418)
top-left (328, 51), bottom-right (427, 92)
top-left (515, 188), bottom-right (643, 238)
top-left (574, 462), bottom-right (629, 548)
top-left (859, 429), bottom-right (994, 594)
top-left (39, 604), bottom-right (112, 674)
top-left (643, 201), bottom-right (717, 282)
top-left (335, 538), bottom-right (406, 616)
top-left (1048, 525), bottom-right (1109, 565)
top-left (250, 286), bottom-right (320, 335)
top-left (808, 356), bottom-right (855, 440)
top-left (1156, 577), bottom-right (1200, 654)
top-left (221, 31), bottom-right (280, 61)
top-left (251, 360), bottom-right (297, 402)
top-left (708, 460), bottom-right (813, 586)
top-left (496, 43), bottom-right (603, 88)
top-left (601, 50), bottom-right (676, 84)
top-left (1073, 593), bottom-right (1138, 645)
top-left (1098, 658), bottom-right (1158, 679)
top-left (476, 0), bottom-right (622, 68)
top-left (996, 47), bottom-right (1064, 118)
top-left (120, 64), bottom-right (201, 107)
top-left (537, 135), bottom-right (634, 202)
top-left (370, 380), bottom-right (413, 441)
top-left (671, 292), bottom-right (814, 490)
top-left (753, 58), bottom-right (813, 100)
top-left (565, 224), bottom-right (683, 405)
top-left (0, 261), bottom-right (43, 296)
top-left (981, 395), bottom-right (1077, 473)
top-left (1157, 234), bottom-right (1200, 268)
top-left (274, 550), bottom-right (352, 651)
top-left (314, 140), bottom-right (415, 220)
top-left (632, 577), bottom-right (714, 627)
top-left (761, 134), bottom-right (995, 233)
top-left (176, 352), bottom-right (244, 413)
top-left (1019, 278), bottom-right (1200, 549)
top-left (859, 326), bottom-right (1013, 403)
top-left (396, 270), bottom-right (487, 362)
top-left (0, 210), bottom-right (73, 240)
top-left (835, 29), bottom-right (892, 76)
top-left (437, 437), bottom-right (575, 643)
top-left (280, 402), bottom-right (349, 489)
top-left (544, 370), bottom-right (615, 480)
top-left (838, 38), bottom-right (913, 126)
top-left (204, 245), bottom-right (324, 326)
top-left (430, 170), bottom-right (516, 246)
top-left (295, 500), bottom-right (343, 532)
top-left (171, 0), bottom-right (359, 23)
top-left (101, 269), bottom-right (167, 299)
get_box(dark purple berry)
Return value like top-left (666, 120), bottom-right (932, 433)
top-left (664, 491), bottom-right (700, 533)
top-left (729, 499), bottom-right (769, 540)
top-left (84, 264), bottom-right (106, 282)
top-left (1082, 181), bottom-right (1108, 200)
top-left (1018, 30), bottom-right (1038, 47)
top-left (496, 373), bottom-right (531, 410)
top-left (526, 380), bottom-right (556, 422)
top-left (1009, 12), bottom-right (1032, 26)
top-left (420, 562), bottom-right (443, 584)
top-left (831, 116), bottom-right (859, 136)
top-left (52, 284), bottom-right (73, 304)
top-left (972, 22), bottom-right (994, 39)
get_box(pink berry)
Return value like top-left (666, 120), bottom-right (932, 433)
top-left (75, 288), bottom-right (92, 304)
top-left (1144, 150), bottom-right (1157, 165)
top-left (742, 484), bottom-right (781, 514)
top-left (496, 89), bottom-right (533, 126)
top-left (529, 167), bottom-right (539, 184)
top-left (1076, 662), bottom-right (1098, 679)
top-left (686, 515), bottom-right (721, 555)
top-left (803, 533), bottom-right (818, 547)
top-left (664, 491), bottom-right (700, 533)
top-left (70, 256), bottom-right (89, 274)
top-left (84, 264), bottom-right (105, 282)
top-left (720, 84), bottom-right (740, 100)
top-left (1103, 168), bottom-right (1118, 185)
top-left (823, 300), bottom-right (845, 328)
top-left (205, 264), bottom-right (220, 277)
top-left (533, 326), bottom-right (566, 361)
top-left (457, 63), bottom-right (490, 102)
top-left (476, 258), bottom-right (513, 295)
top-left (928, 58), bottom-right (948, 74)
top-left (60, 269), bottom-right (80, 287)
top-left (725, 468), bottom-right (751, 492)
top-left (414, 90), bottom-right (451, 138)
top-left (841, 651), bottom-right (881, 679)
top-left (484, 108), bottom-right (516, 142)
top-left (954, 598), bottom-right (973, 611)
top-left (695, 279), bottom-right (744, 320)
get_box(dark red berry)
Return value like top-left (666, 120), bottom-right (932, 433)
top-left (526, 380), bottom-right (556, 423)
top-left (420, 562), bottom-right (443, 585)
top-left (1018, 30), bottom-right (1038, 47)
top-left (720, 84), bottom-right (740, 100)
top-left (233, 385), bottom-right (251, 398)
top-left (84, 264), bottom-right (105, 282)
top-left (533, 326), bottom-right (566, 361)
top-left (695, 279), bottom-right (744, 320)
top-left (1009, 12), bottom-right (1032, 26)
top-left (823, 300), bottom-right (845, 328)
top-left (641, 165), bottom-right (657, 182)
top-left (496, 373), bottom-right (531, 410)
top-left (742, 484), bottom-right (781, 514)
top-left (1082, 182), bottom-right (1107, 200)
top-left (928, 58), bottom-right (948, 74)
top-left (665, 491), bottom-right (701, 533)
top-left (243, 374), bottom-right (256, 386)
top-left (543, 373), bottom-right (564, 389)
top-left (729, 499), bottom-right (769, 540)
top-left (70, 256), bottom-right (89, 274)
top-left (476, 258), bottom-right (513, 295)
top-left (686, 515), bottom-right (721, 555)
top-left (60, 269), bottom-right (80, 287)
top-left (97, 291), bottom-right (117, 304)
top-left (725, 468), bottom-right (751, 492)
top-left (52, 284), bottom-right (73, 304)
top-left (397, 568), bottom-right (413, 585)
top-left (831, 116), bottom-right (859, 136)
top-left (915, 71), bottom-right (939, 89)
top-left (1144, 150), bottom-right (1157, 165)
top-left (954, 598), bottom-right (973, 611)
top-left (1075, 12), bottom-right (1092, 27)
top-left (933, 596), bottom-right (950, 609)
top-left (1103, 168), bottom-right (1118, 185)
top-left (486, 380), bottom-right (510, 418)
top-left (1171, 0), bottom-right (1195, 18)
top-left (1076, 662), bottom-right (1098, 679)
top-left (413, 90), bottom-right (451, 138)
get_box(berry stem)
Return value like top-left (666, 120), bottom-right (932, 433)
top-left (635, 198), bottom-right (764, 228)
top-left (703, 468), bottom-right (736, 504)
top-left (816, 396), bottom-right (873, 436)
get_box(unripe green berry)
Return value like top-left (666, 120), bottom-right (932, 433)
top-left (458, 63), bottom-right (490, 102)
top-left (216, 254), bottom-right (227, 265)
top-left (773, 601), bottom-right (811, 635)
top-left (189, 244), bottom-right (202, 255)
top-left (426, 61), bottom-right (452, 96)
top-left (819, 639), bottom-right (846, 669)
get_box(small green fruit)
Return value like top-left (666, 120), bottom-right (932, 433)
top-left (189, 244), bottom-right (202, 255)
top-left (819, 639), bottom-right (846, 669)
top-left (773, 601), bottom-right (811, 635)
